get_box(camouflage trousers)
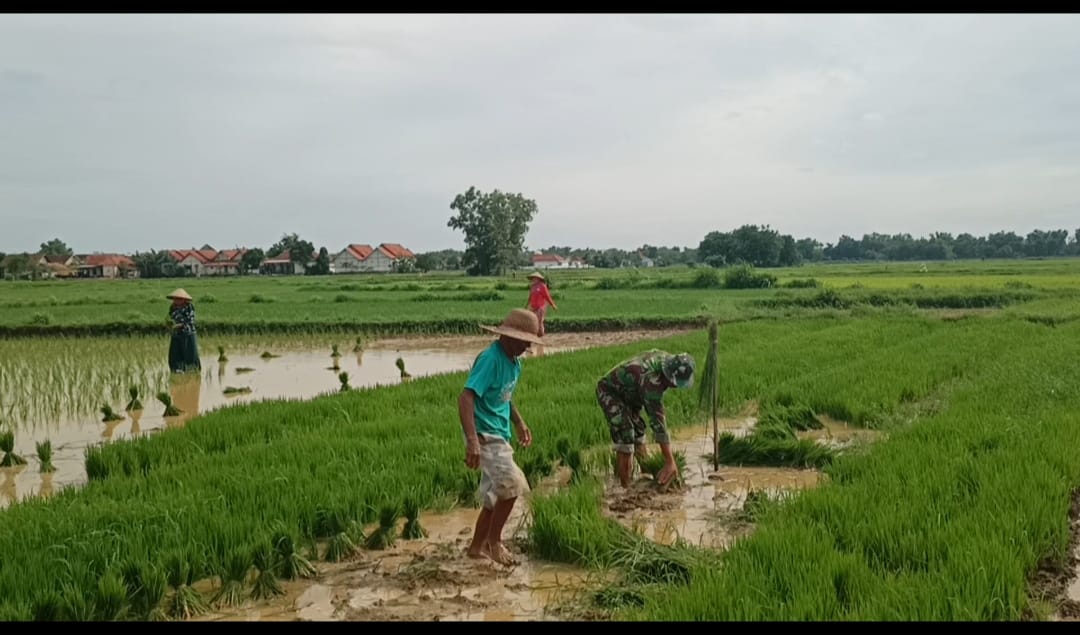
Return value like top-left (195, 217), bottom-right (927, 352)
top-left (596, 382), bottom-right (667, 455)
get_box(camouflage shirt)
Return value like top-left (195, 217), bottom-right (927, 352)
top-left (597, 349), bottom-right (674, 427)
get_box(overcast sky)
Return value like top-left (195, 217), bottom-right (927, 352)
top-left (2, 13), bottom-right (1080, 255)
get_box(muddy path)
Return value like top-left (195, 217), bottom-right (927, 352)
top-left (189, 405), bottom-right (871, 622)
top-left (1028, 489), bottom-right (1080, 621)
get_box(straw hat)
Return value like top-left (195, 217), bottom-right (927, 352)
top-left (166, 288), bottom-right (192, 301)
top-left (527, 271), bottom-right (545, 280)
top-left (480, 308), bottom-right (544, 345)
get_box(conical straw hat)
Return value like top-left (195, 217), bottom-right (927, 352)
top-left (479, 308), bottom-right (544, 345)
top-left (166, 288), bottom-right (192, 301)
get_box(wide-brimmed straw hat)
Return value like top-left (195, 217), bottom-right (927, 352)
top-left (480, 308), bottom-right (544, 345)
top-left (166, 288), bottom-right (192, 301)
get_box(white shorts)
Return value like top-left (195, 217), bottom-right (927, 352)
top-left (476, 434), bottom-right (531, 509)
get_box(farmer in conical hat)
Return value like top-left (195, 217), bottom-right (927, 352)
top-left (596, 349), bottom-right (695, 488)
top-left (525, 271), bottom-right (557, 337)
top-left (459, 308), bottom-right (543, 566)
top-left (166, 288), bottom-right (201, 373)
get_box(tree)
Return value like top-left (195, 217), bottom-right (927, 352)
top-left (39, 238), bottom-right (73, 257)
top-left (447, 187), bottom-right (538, 276)
top-left (308, 247), bottom-right (331, 276)
top-left (268, 233), bottom-right (314, 271)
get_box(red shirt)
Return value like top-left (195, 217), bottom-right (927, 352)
top-left (528, 282), bottom-right (554, 310)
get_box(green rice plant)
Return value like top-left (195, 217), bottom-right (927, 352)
top-left (164, 552), bottom-right (208, 620)
top-left (331, 344), bottom-right (341, 358)
top-left (401, 497), bottom-right (427, 540)
top-left (352, 336), bottom-right (364, 352)
top-left (125, 386), bottom-right (143, 412)
top-left (250, 542), bottom-right (285, 600)
top-left (338, 371), bottom-right (350, 392)
top-left (157, 391), bottom-right (181, 416)
top-left (31, 591), bottom-right (63, 621)
top-left (714, 431), bottom-right (835, 468)
top-left (212, 547), bottom-right (252, 608)
top-left (364, 504), bottom-right (399, 551)
top-left (120, 560), bottom-right (168, 621)
top-left (217, 346), bottom-right (227, 362)
top-left (395, 356), bottom-right (411, 379)
top-left (636, 450), bottom-right (688, 486)
top-left (94, 568), bottom-right (130, 621)
top-left (101, 404), bottom-right (124, 422)
top-left (59, 583), bottom-right (95, 621)
top-left (35, 439), bottom-right (55, 473)
top-left (0, 430), bottom-right (26, 467)
top-left (271, 524), bottom-right (316, 581)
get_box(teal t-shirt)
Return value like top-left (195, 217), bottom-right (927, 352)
top-left (464, 341), bottom-right (522, 442)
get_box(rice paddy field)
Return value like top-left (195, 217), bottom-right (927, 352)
top-left (2, 257), bottom-right (1080, 621)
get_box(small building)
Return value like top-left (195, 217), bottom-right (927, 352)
top-left (331, 244), bottom-right (374, 274)
top-left (260, 250), bottom-right (306, 275)
top-left (76, 254), bottom-right (138, 279)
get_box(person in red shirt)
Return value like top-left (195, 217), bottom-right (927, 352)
top-left (525, 272), bottom-right (557, 336)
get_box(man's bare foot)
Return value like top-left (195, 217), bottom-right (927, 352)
top-left (466, 542), bottom-right (488, 559)
top-left (485, 542), bottom-right (520, 566)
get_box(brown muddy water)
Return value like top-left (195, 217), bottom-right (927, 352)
top-left (186, 407), bottom-right (877, 622)
top-left (0, 329), bottom-right (693, 509)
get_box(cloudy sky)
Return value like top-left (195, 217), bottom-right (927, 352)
top-left (2, 13), bottom-right (1079, 255)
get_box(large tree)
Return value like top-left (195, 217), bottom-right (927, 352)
top-left (447, 186), bottom-right (538, 276)
top-left (39, 238), bottom-right (73, 257)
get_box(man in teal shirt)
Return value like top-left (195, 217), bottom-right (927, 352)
top-left (458, 308), bottom-right (543, 566)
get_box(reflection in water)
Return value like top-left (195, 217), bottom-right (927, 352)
top-left (165, 373), bottom-right (202, 429)
top-left (38, 472), bottom-right (54, 499)
top-left (1, 465), bottom-right (26, 505)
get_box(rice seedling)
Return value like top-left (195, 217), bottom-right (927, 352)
top-left (352, 336), bottom-right (365, 352)
top-left (36, 439), bottom-right (54, 473)
top-left (250, 542), bottom-right (285, 600)
top-left (121, 560), bottom-right (168, 621)
top-left (212, 547), bottom-right (252, 608)
top-left (260, 351), bottom-right (280, 359)
top-left (95, 568), bottom-right (130, 621)
top-left (125, 386), bottom-right (143, 411)
top-left (217, 345), bottom-right (228, 363)
top-left (636, 450), bottom-right (688, 487)
top-left (271, 525), bottom-right (316, 581)
top-left (31, 591), bottom-right (63, 621)
top-left (101, 404), bottom-right (124, 422)
top-left (157, 391), bottom-right (181, 416)
top-left (396, 356), bottom-right (411, 379)
top-left (59, 583), bottom-right (95, 621)
top-left (164, 552), bottom-right (208, 620)
top-left (0, 430), bottom-right (26, 467)
top-left (401, 497), bottom-right (427, 540)
top-left (331, 344), bottom-right (341, 358)
top-left (223, 386), bottom-right (252, 396)
top-left (365, 505), bottom-right (400, 551)
top-left (236, 367), bottom-right (255, 374)
top-left (338, 371), bottom-right (350, 392)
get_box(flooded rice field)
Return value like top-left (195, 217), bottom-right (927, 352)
top-left (183, 408), bottom-right (878, 622)
top-left (0, 328), bottom-right (693, 508)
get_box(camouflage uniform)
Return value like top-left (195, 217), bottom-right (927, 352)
top-left (595, 349), bottom-right (694, 455)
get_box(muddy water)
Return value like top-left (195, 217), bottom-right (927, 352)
top-left (0, 329), bottom-right (693, 509)
top-left (603, 420), bottom-right (826, 550)
top-left (192, 468), bottom-right (598, 622)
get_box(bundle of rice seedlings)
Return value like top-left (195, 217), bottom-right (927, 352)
top-left (338, 371), bottom-right (350, 392)
top-left (318, 510), bottom-right (360, 563)
top-left (100, 404), bottom-right (124, 422)
top-left (352, 336), bottom-right (364, 352)
top-left (157, 391), bottom-right (181, 416)
top-left (331, 344), bottom-right (341, 358)
top-left (260, 351), bottom-right (279, 359)
top-left (636, 450), bottom-right (688, 487)
top-left (395, 356), bottom-right (411, 379)
top-left (217, 345), bottom-right (228, 362)
top-left (212, 547), bottom-right (252, 608)
top-left (554, 436), bottom-right (572, 466)
top-left (365, 504), bottom-right (399, 550)
top-left (165, 553), bottom-right (208, 620)
top-left (223, 386), bottom-right (251, 396)
top-left (36, 439), bottom-right (55, 473)
top-left (565, 448), bottom-right (586, 483)
top-left (401, 498), bottom-right (427, 540)
top-left (94, 569), bottom-right (130, 621)
top-left (251, 542), bottom-right (285, 600)
top-left (697, 319), bottom-right (721, 471)
top-left (125, 386), bottom-right (143, 412)
top-left (32, 591), bottom-right (63, 621)
top-left (0, 430), bottom-right (26, 467)
top-left (121, 560), bottom-right (168, 621)
top-left (272, 525), bottom-right (316, 580)
top-left (59, 584), bottom-right (94, 621)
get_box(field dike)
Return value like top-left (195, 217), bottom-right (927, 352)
top-left (3, 314), bottom-right (1080, 621)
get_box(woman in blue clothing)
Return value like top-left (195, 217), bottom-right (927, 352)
top-left (166, 288), bottom-right (201, 373)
